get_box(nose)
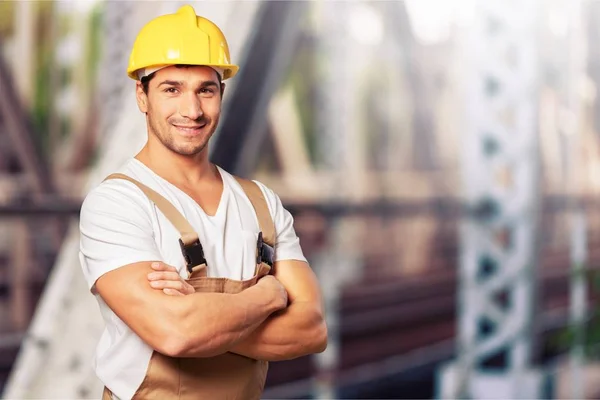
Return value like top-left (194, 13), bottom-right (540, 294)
top-left (179, 92), bottom-right (203, 121)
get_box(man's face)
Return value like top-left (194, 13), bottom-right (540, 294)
top-left (136, 65), bottom-right (224, 156)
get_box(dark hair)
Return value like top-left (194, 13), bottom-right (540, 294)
top-left (140, 65), bottom-right (223, 94)
top-left (141, 73), bottom-right (155, 94)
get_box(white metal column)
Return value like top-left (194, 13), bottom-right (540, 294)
top-left (559, 1), bottom-right (587, 397)
top-left (438, 1), bottom-right (544, 398)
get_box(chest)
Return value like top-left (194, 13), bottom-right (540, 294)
top-left (149, 187), bottom-right (261, 280)
top-left (177, 183), bottom-right (223, 217)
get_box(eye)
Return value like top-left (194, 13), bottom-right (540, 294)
top-left (163, 87), bottom-right (179, 94)
top-left (200, 87), bottom-right (215, 94)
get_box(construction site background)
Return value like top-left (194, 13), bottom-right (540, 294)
top-left (0, 1), bottom-right (599, 399)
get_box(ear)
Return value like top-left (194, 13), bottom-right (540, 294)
top-left (220, 82), bottom-right (226, 99)
top-left (135, 81), bottom-right (148, 113)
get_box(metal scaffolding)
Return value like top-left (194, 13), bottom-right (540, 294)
top-left (438, 0), bottom-right (546, 398)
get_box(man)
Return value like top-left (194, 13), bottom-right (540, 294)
top-left (79, 5), bottom-right (327, 399)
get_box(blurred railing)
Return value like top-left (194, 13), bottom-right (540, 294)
top-left (1, 194), bottom-right (597, 397)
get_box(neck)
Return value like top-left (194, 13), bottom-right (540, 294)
top-left (135, 140), bottom-right (218, 186)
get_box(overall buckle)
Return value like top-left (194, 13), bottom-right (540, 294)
top-left (256, 232), bottom-right (274, 267)
top-left (179, 238), bottom-right (206, 273)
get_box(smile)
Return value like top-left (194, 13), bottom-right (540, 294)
top-left (173, 124), bottom-right (207, 136)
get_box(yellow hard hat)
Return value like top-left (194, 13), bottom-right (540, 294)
top-left (127, 5), bottom-right (239, 81)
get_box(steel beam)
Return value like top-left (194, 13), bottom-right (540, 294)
top-left (210, 1), bottom-right (307, 176)
top-left (0, 53), bottom-right (54, 199)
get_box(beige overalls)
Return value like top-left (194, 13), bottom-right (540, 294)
top-left (101, 173), bottom-right (275, 400)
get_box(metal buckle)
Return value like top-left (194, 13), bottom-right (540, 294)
top-left (179, 238), bottom-right (206, 273)
top-left (256, 232), bottom-right (274, 267)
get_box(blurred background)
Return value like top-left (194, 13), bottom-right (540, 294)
top-left (1, 0), bottom-right (600, 398)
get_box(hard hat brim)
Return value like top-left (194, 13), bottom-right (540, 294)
top-left (128, 63), bottom-right (239, 81)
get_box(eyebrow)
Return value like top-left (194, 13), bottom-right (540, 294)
top-left (158, 80), bottom-right (183, 87)
top-left (200, 81), bottom-right (219, 88)
top-left (157, 80), bottom-right (220, 88)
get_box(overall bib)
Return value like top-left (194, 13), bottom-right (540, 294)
top-left (100, 173), bottom-right (275, 400)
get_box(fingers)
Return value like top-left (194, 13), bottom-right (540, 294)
top-left (148, 262), bottom-right (194, 295)
top-left (148, 278), bottom-right (191, 291)
top-left (149, 279), bottom-right (195, 295)
top-left (163, 288), bottom-right (184, 296)
top-left (148, 271), bottom-right (182, 282)
top-left (147, 272), bottom-right (195, 295)
top-left (151, 262), bottom-right (177, 272)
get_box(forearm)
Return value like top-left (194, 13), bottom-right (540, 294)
top-left (168, 285), bottom-right (279, 358)
top-left (229, 301), bottom-right (327, 361)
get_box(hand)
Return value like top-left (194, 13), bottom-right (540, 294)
top-left (256, 275), bottom-right (288, 311)
top-left (147, 262), bottom-right (195, 296)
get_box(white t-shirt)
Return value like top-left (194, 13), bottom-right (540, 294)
top-left (79, 158), bottom-right (306, 400)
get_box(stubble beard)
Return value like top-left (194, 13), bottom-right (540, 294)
top-left (148, 115), bottom-right (217, 157)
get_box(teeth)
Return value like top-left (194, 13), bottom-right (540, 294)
top-left (175, 125), bottom-right (205, 134)
top-left (177, 126), bottom-right (203, 130)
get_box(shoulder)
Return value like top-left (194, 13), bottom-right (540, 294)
top-left (82, 179), bottom-right (146, 212)
top-left (217, 167), bottom-right (291, 222)
top-left (227, 173), bottom-right (282, 213)
top-left (218, 166), bottom-right (278, 201)
top-left (80, 173), bottom-right (153, 227)
top-left (83, 159), bottom-right (150, 207)
top-left (250, 179), bottom-right (280, 210)
top-left (248, 179), bottom-right (289, 223)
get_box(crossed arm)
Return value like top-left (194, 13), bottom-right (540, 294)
top-left (231, 260), bottom-right (327, 361)
top-left (95, 259), bottom-right (327, 361)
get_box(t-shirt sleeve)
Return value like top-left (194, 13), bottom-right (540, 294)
top-left (79, 180), bottom-right (163, 293)
top-left (253, 181), bottom-right (307, 263)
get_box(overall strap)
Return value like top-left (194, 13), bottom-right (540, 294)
top-left (102, 387), bottom-right (112, 400)
top-left (234, 177), bottom-right (276, 276)
top-left (233, 177), bottom-right (275, 246)
top-left (103, 173), bottom-right (206, 276)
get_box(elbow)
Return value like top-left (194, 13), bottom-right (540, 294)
top-left (311, 320), bottom-right (328, 354)
top-left (154, 324), bottom-right (225, 358)
top-left (156, 331), bottom-right (219, 358)
top-left (157, 337), bottom-right (188, 358)
top-left (300, 309), bottom-right (328, 356)
top-left (154, 329), bottom-right (194, 357)
top-left (150, 303), bottom-right (221, 358)
top-left (147, 307), bottom-right (196, 357)
top-left (148, 313), bottom-right (204, 357)
top-left (277, 309), bottom-right (328, 360)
